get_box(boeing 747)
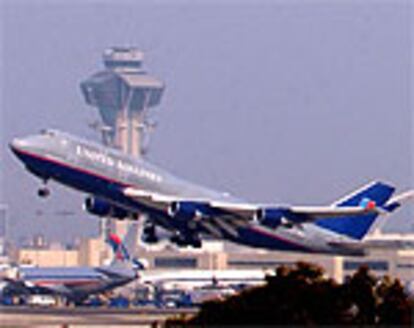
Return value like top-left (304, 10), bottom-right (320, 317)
top-left (10, 129), bottom-right (413, 255)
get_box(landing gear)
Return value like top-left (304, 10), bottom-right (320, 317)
top-left (37, 179), bottom-right (50, 198)
top-left (170, 232), bottom-right (202, 248)
top-left (37, 186), bottom-right (50, 198)
top-left (190, 237), bottom-right (202, 248)
top-left (143, 223), bottom-right (159, 244)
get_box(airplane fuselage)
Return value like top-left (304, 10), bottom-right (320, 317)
top-left (10, 130), bottom-right (365, 256)
top-left (7, 266), bottom-right (135, 302)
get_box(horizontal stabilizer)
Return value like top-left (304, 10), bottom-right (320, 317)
top-left (382, 190), bottom-right (414, 212)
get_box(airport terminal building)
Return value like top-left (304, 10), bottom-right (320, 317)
top-left (12, 229), bottom-right (414, 284)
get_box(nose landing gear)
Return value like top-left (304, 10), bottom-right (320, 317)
top-left (38, 186), bottom-right (50, 198)
top-left (37, 180), bottom-right (50, 198)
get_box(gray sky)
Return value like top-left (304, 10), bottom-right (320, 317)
top-left (1, 0), bottom-right (412, 243)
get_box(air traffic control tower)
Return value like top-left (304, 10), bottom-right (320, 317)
top-left (80, 47), bottom-right (165, 157)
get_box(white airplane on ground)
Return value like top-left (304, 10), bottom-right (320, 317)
top-left (2, 223), bottom-right (145, 304)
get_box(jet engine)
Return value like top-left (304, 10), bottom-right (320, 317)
top-left (168, 201), bottom-right (200, 219)
top-left (255, 209), bottom-right (286, 229)
top-left (166, 202), bottom-right (205, 248)
top-left (84, 197), bottom-right (130, 219)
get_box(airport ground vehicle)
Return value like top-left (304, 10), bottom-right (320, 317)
top-left (26, 294), bottom-right (57, 307)
top-left (109, 295), bottom-right (130, 308)
top-left (0, 295), bottom-right (14, 306)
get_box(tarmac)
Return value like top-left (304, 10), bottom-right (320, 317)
top-left (0, 305), bottom-right (198, 327)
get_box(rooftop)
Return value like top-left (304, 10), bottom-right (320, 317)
top-left (103, 47), bottom-right (144, 71)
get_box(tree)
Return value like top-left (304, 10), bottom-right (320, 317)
top-left (342, 265), bottom-right (377, 324)
top-left (166, 262), bottom-right (414, 327)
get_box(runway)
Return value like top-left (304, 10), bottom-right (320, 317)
top-left (0, 306), bottom-right (198, 327)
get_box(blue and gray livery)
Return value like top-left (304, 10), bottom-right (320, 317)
top-left (9, 129), bottom-right (413, 256)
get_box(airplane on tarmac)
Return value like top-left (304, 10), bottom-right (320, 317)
top-left (9, 129), bottom-right (414, 256)
top-left (3, 222), bottom-right (145, 304)
top-left (138, 269), bottom-right (271, 291)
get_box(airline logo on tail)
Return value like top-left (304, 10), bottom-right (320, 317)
top-left (317, 181), bottom-right (395, 239)
top-left (107, 233), bottom-right (130, 261)
top-left (359, 198), bottom-right (376, 210)
top-left (106, 231), bottom-right (148, 270)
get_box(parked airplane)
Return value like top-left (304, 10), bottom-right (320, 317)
top-left (138, 269), bottom-right (271, 291)
top-left (10, 129), bottom-right (413, 255)
top-left (3, 222), bottom-right (144, 304)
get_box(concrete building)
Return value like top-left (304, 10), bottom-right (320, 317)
top-left (80, 47), bottom-right (164, 157)
top-left (9, 229), bottom-right (414, 285)
top-left (78, 237), bottom-right (108, 267)
top-left (139, 248), bottom-right (413, 283)
top-left (15, 248), bottom-right (78, 267)
top-left (131, 231), bottom-right (414, 283)
top-left (138, 243), bottom-right (229, 272)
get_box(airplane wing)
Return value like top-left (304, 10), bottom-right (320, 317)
top-left (1, 278), bottom-right (58, 295)
top-left (1, 278), bottom-right (30, 293)
top-left (123, 187), bottom-right (382, 227)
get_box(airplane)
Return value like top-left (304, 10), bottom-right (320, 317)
top-left (3, 222), bottom-right (145, 304)
top-left (9, 129), bottom-right (414, 256)
top-left (138, 269), bottom-right (271, 291)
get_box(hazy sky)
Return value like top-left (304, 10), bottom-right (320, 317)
top-left (1, 0), bottom-right (412, 243)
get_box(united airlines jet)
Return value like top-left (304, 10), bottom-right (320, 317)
top-left (3, 222), bottom-right (145, 304)
top-left (10, 129), bottom-right (413, 255)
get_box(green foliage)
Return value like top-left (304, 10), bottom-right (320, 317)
top-left (166, 262), bottom-right (413, 327)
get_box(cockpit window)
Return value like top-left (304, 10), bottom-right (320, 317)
top-left (40, 129), bottom-right (56, 137)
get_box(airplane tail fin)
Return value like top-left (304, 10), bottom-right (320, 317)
top-left (316, 181), bottom-right (397, 240)
top-left (107, 222), bottom-right (147, 270)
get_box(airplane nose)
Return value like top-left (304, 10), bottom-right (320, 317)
top-left (9, 138), bottom-right (28, 153)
